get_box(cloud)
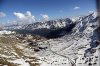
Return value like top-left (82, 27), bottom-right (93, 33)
top-left (0, 12), bottom-right (6, 17)
top-left (73, 6), bottom-right (80, 10)
top-left (14, 12), bottom-right (25, 19)
top-left (40, 14), bottom-right (49, 21)
top-left (13, 11), bottom-right (35, 24)
top-left (89, 11), bottom-right (94, 13)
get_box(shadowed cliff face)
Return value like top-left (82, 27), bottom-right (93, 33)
top-left (12, 23), bottom-right (76, 39)
top-left (45, 23), bottom-right (76, 39)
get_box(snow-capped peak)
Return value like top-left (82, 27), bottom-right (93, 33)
top-left (73, 12), bottom-right (98, 33)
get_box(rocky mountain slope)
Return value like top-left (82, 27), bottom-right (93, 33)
top-left (35, 12), bottom-right (100, 66)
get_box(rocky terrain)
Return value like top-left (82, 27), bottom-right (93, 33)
top-left (0, 12), bottom-right (100, 66)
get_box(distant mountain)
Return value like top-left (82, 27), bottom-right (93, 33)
top-left (4, 18), bottom-right (73, 30)
top-left (4, 24), bottom-right (23, 30)
top-left (22, 18), bottom-right (73, 30)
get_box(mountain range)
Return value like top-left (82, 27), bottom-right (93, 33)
top-left (0, 12), bottom-right (100, 66)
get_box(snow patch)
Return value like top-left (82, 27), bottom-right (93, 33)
top-left (11, 59), bottom-right (30, 66)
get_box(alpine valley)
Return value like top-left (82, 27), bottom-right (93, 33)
top-left (0, 12), bottom-right (100, 66)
